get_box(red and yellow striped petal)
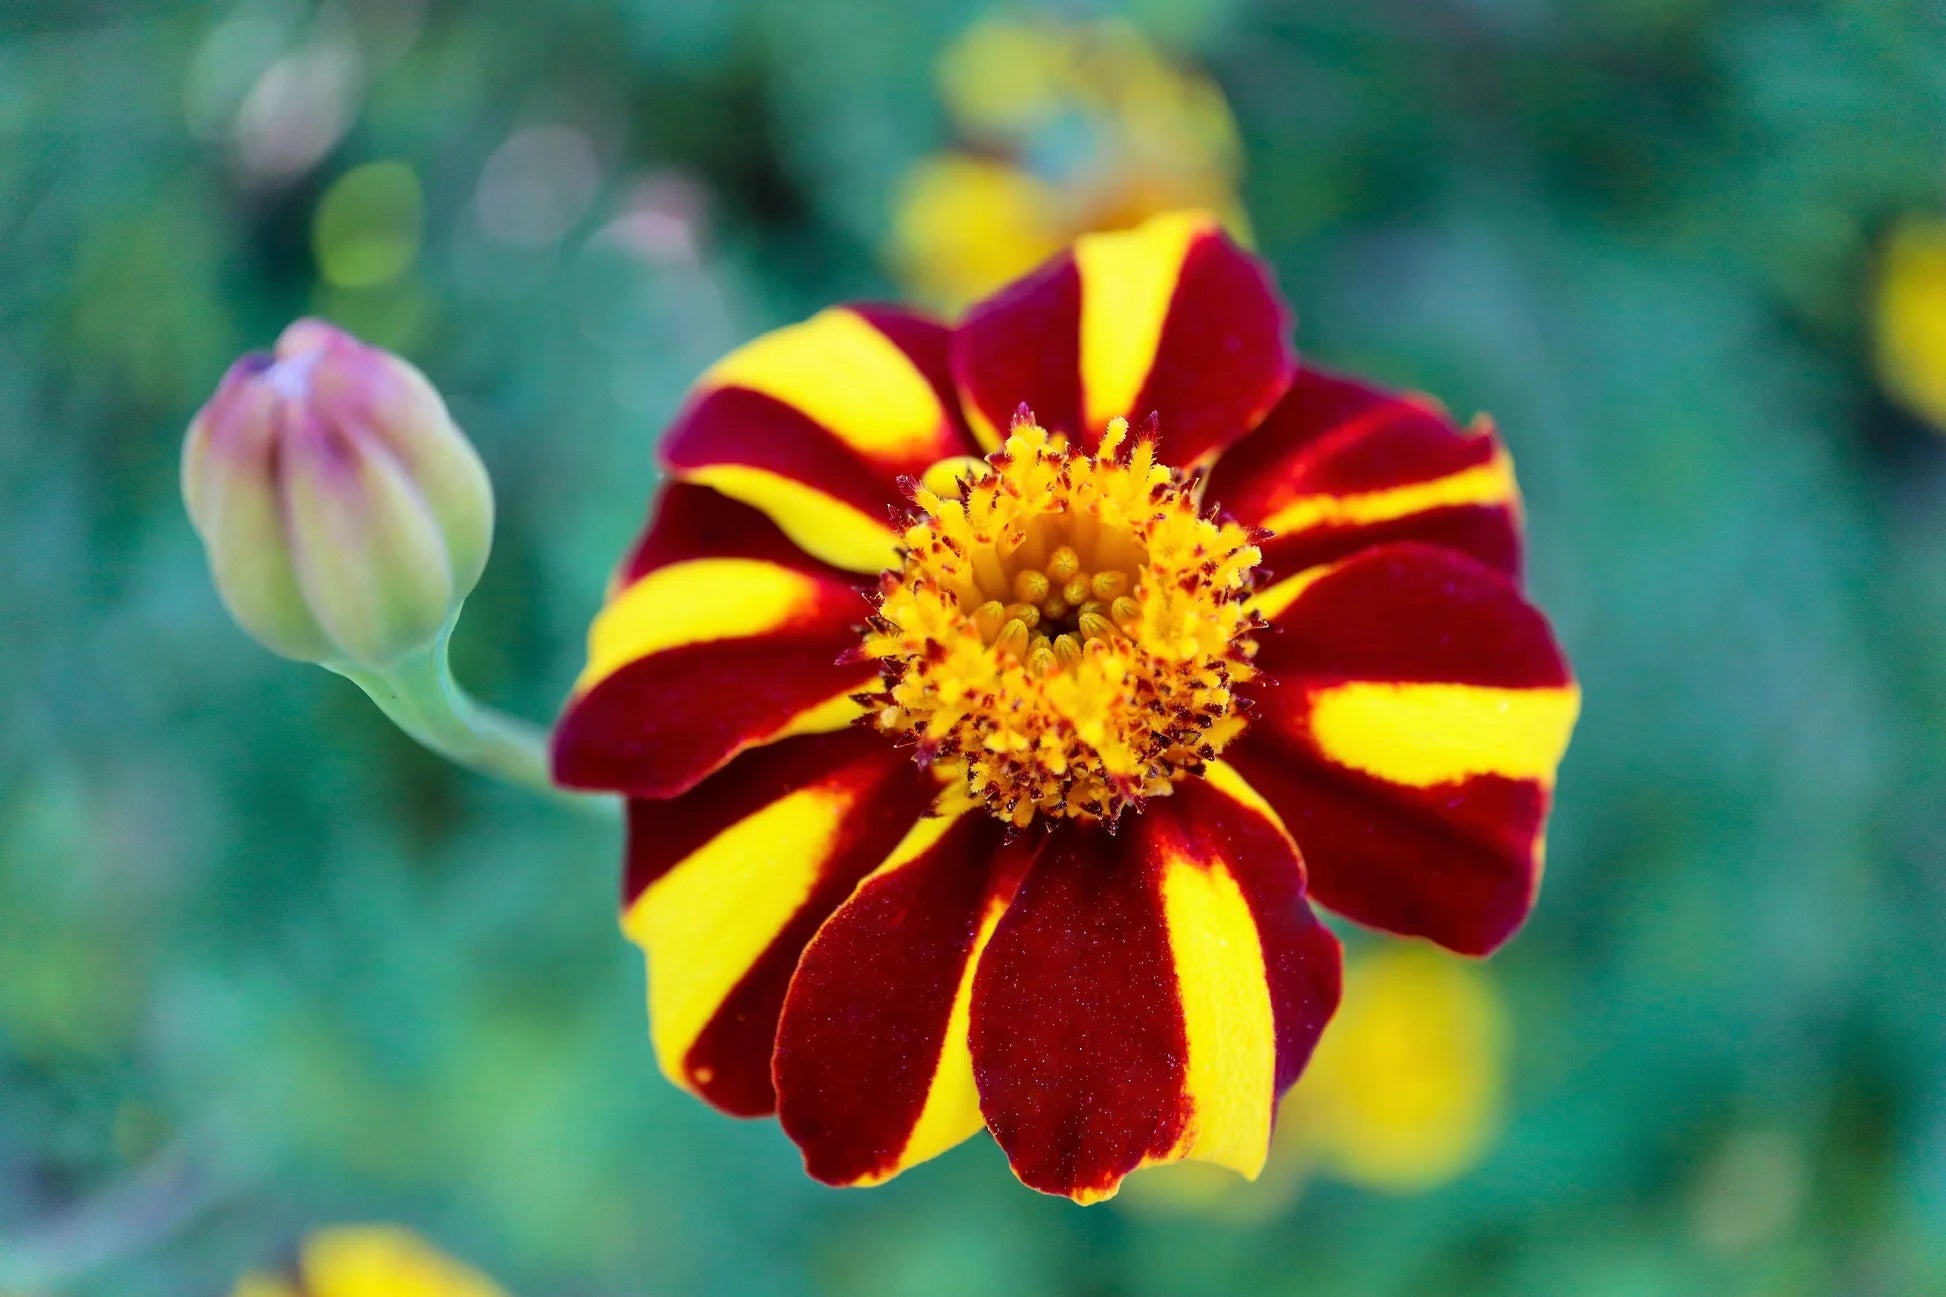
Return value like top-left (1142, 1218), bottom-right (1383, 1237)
top-left (1204, 366), bottom-right (1524, 580)
top-left (1234, 543), bottom-right (1579, 955)
top-left (774, 808), bottom-right (1036, 1187)
top-left (969, 766), bottom-right (1342, 1203)
top-left (953, 211), bottom-right (1294, 464)
top-left (621, 728), bottom-right (937, 1116)
top-left (660, 305), bottom-right (978, 572)
top-left (553, 483), bottom-right (876, 799)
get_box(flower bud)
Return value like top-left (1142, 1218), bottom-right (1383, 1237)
top-left (183, 319), bottom-right (494, 668)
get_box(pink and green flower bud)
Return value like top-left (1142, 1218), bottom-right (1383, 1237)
top-left (182, 319), bottom-right (494, 669)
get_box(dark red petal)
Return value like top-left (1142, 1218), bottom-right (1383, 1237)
top-left (969, 769), bottom-right (1341, 1203)
top-left (851, 304), bottom-right (978, 449)
top-left (1252, 542), bottom-right (1571, 687)
top-left (553, 482), bottom-right (875, 800)
top-left (614, 480), bottom-right (842, 584)
top-left (660, 305), bottom-right (978, 572)
top-left (1225, 734), bottom-right (1550, 957)
top-left (620, 729), bottom-right (935, 1116)
top-left (952, 213), bottom-right (1294, 464)
top-left (1126, 226), bottom-right (1295, 466)
top-left (975, 820), bottom-right (1181, 1200)
top-left (663, 388), bottom-right (897, 520)
top-left (1159, 775), bottom-right (1344, 1096)
top-left (775, 812), bottom-right (1034, 1186)
top-left (953, 253), bottom-right (1085, 451)
top-left (1242, 544), bottom-right (1579, 955)
top-left (1206, 367), bottom-right (1523, 579)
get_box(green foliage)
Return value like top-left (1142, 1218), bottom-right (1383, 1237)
top-left (2, 1), bottom-right (1943, 1293)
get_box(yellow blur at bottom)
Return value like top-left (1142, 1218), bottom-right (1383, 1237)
top-left (1120, 946), bottom-right (1508, 1220)
top-left (231, 1225), bottom-right (508, 1297)
top-left (1876, 217), bottom-right (1946, 433)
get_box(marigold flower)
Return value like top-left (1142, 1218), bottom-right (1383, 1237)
top-left (183, 318), bottom-right (494, 668)
top-left (1875, 216), bottom-right (1946, 433)
top-left (231, 1225), bottom-right (506, 1297)
top-left (890, 16), bottom-right (1249, 313)
top-left (554, 211), bottom-right (1580, 1202)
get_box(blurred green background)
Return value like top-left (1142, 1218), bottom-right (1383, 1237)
top-left (4, 1), bottom-right (1946, 1293)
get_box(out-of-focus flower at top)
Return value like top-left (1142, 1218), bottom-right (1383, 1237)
top-left (554, 211), bottom-right (1579, 1201)
top-left (231, 1224), bottom-right (506, 1297)
top-left (1120, 946), bottom-right (1510, 1216)
top-left (1875, 216), bottom-right (1946, 433)
top-left (890, 16), bottom-right (1248, 313)
top-left (183, 318), bottom-right (493, 670)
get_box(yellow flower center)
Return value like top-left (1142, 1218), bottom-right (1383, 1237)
top-left (864, 414), bottom-right (1262, 825)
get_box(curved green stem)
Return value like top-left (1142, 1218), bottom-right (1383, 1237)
top-left (330, 611), bottom-right (607, 811)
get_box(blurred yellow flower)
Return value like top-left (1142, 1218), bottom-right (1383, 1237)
top-left (231, 1225), bottom-right (508, 1297)
top-left (891, 16), bottom-right (1249, 313)
top-left (1876, 217), bottom-right (1946, 432)
top-left (1122, 945), bottom-right (1508, 1218)
top-left (1290, 945), bottom-right (1508, 1190)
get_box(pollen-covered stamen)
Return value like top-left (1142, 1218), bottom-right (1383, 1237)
top-left (863, 413), bottom-right (1264, 826)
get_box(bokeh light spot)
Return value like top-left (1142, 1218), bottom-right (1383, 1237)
top-left (313, 161), bottom-right (424, 290)
top-left (475, 126), bottom-right (601, 247)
